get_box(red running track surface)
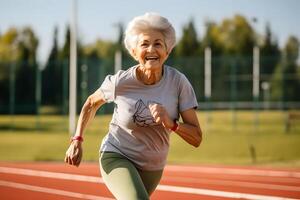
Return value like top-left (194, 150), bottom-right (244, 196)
top-left (0, 162), bottom-right (299, 200)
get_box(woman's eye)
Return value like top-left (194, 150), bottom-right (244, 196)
top-left (155, 43), bottom-right (162, 47)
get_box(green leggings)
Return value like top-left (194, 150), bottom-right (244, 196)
top-left (99, 152), bottom-right (163, 200)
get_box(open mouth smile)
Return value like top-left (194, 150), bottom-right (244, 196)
top-left (145, 56), bottom-right (159, 61)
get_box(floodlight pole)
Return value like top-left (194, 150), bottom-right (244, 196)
top-left (253, 46), bottom-right (260, 127)
top-left (253, 46), bottom-right (260, 104)
top-left (204, 47), bottom-right (211, 102)
top-left (204, 47), bottom-right (212, 126)
top-left (69, 0), bottom-right (77, 135)
top-left (114, 50), bottom-right (122, 73)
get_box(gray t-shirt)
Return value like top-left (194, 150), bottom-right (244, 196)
top-left (99, 65), bottom-right (198, 170)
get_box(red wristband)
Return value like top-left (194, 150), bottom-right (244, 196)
top-left (71, 135), bottom-right (84, 142)
top-left (170, 120), bottom-right (179, 132)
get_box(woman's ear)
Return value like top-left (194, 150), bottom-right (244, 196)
top-left (131, 49), bottom-right (138, 61)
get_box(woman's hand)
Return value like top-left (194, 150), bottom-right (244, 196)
top-left (64, 140), bottom-right (82, 167)
top-left (149, 103), bottom-right (174, 129)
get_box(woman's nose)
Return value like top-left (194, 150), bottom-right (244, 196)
top-left (147, 45), bottom-right (155, 52)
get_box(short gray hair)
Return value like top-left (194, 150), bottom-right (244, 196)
top-left (124, 13), bottom-right (176, 56)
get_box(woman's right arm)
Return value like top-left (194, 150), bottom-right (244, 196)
top-left (74, 88), bottom-right (106, 138)
top-left (64, 88), bottom-right (106, 167)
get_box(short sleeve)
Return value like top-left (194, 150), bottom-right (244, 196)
top-left (178, 74), bottom-right (198, 112)
top-left (99, 74), bottom-right (117, 103)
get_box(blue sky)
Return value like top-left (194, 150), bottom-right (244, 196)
top-left (1, 0), bottom-right (299, 64)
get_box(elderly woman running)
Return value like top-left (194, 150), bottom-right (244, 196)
top-left (65, 12), bottom-right (202, 200)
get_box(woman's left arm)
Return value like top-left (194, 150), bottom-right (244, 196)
top-left (149, 105), bottom-right (202, 147)
top-left (175, 108), bottom-right (202, 147)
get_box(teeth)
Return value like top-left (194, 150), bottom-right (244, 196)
top-left (146, 56), bottom-right (158, 60)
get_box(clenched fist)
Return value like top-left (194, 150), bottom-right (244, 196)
top-left (148, 103), bottom-right (173, 129)
top-left (64, 140), bottom-right (82, 167)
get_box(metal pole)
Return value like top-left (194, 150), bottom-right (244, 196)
top-left (69, 0), bottom-right (77, 135)
top-left (253, 46), bottom-right (260, 128)
top-left (114, 50), bottom-right (122, 73)
top-left (204, 47), bottom-right (212, 126)
top-left (204, 47), bottom-right (211, 101)
top-left (253, 46), bottom-right (260, 103)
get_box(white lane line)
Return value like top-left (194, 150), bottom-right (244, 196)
top-left (166, 165), bottom-right (300, 178)
top-left (0, 166), bottom-right (103, 183)
top-left (163, 176), bottom-right (300, 192)
top-left (157, 185), bottom-right (297, 200)
top-left (0, 180), bottom-right (114, 200)
top-left (0, 167), bottom-right (297, 200)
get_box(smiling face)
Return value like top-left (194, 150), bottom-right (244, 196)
top-left (132, 30), bottom-right (169, 70)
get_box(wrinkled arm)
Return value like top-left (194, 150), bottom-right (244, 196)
top-left (174, 109), bottom-right (202, 147)
top-left (64, 88), bottom-right (106, 167)
top-left (75, 88), bottom-right (106, 138)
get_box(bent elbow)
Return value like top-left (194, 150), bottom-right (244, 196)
top-left (82, 97), bottom-right (93, 111)
top-left (84, 95), bottom-right (104, 111)
top-left (193, 139), bottom-right (201, 148)
top-left (193, 130), bottom-right (202, 148)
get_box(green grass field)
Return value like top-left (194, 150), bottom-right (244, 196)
top-left (0, 111), bottom-right (299, 167)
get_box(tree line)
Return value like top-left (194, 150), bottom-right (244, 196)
top-left (0, 14), bottom-right (299, 114)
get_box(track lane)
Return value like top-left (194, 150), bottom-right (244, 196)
top-left (0, 162), bottom-right (299, 200)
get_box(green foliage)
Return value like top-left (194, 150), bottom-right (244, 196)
top-left (1, 14), bottom-right (300, 113)
top-left (19, 27), bottom-right (39, 64)
top-left (216, 15), bottom-right (255, 55)
top-left (175, 19), bottom-right (201, 57)
top-left (83, 39), bottom-right (117, 59)
top-left (0, 27), bottom-right (39, 113)
top-left (60, 25), bottom-right (70, 60)
top-left (260, 23), bottom-right (281, 77)
top-left (284, 36), bottom-right (299, 63)
top-left (282, 36), bottom-right (300, 101)
top-left (0, 28), bottom-right (19, 62)
top-left (201, 21), bottom-right (222, 55)
top-left (42, 26), bottom-right (63, 106)
top-left (270, 36), bottom-right (300, 101)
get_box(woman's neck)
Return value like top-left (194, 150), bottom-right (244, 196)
top-left (136, 65), bottom-right (163, 85)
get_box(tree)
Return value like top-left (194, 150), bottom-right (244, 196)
top-left (18, 27), bottom-right (39, 64)
top-left (60, 25), bottom-right (71, 61)
top-left (0, 28), bottom-right (20, 110)
top-left (201, 21), bottom-right (222, 55)
top-left (16, 27), bottom-right (39, 110)
top-left (0, 28), bottom-right (20, 62)
top-left (271, 36), bottom-right (300, 102)
top-left (175, 19), bottom-right (201, 57)
top-left (260, 23), bottom-right (280, 76)
top-left (282, 36), bottom-right (300, 101)
top-left (42, 26), bottom-right (62, 105)
top-left (203, 15), bottom-right (256, 101)
top-left (0, 27), bottom-right (40, 113)
top-left (216, 14), bottom-right (255, 55)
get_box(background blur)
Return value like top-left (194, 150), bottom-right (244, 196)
top-left (0, 0), bottom-right (299, 166)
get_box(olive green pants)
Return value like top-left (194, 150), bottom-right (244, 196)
top-left (99, 152), bottom-right (163, 200)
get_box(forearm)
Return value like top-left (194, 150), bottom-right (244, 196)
top-left (74, 105), bottom-right (97, 137)
top-left (74, 97), bottom-right (104, 137)
top-left (174, 122), bottom-right (202, 147)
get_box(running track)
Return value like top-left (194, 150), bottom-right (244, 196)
top-left (0, 162), bottom-right (299, 200)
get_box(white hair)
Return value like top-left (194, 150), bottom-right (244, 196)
top-left (124, 13), bottom-right (176, 56)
